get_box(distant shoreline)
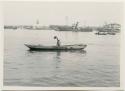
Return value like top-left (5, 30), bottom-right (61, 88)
top-left (4, 23), bottom-right (121, 33)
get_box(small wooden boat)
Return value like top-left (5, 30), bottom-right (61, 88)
top-left (24, 44), bottom-right (87, 51)
top-left (95, 32), bottom-right (107, 35)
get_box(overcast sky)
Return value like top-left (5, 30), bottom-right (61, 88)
top-left (4, 1), bottom-right (124, 26)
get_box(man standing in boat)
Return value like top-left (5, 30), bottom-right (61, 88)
top-left (54, 36), bottom-right (61, 47)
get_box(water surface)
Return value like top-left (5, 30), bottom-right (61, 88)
top-left (4, 30), bottom-right (120, 87)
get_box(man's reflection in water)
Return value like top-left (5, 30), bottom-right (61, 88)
top-left (55, 51), bottom-right (61, 69)
top-left (56, 51), bottom-right (61, 59)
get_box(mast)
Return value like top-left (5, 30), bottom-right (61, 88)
top-left (75, 22), bottom-right (79, 30)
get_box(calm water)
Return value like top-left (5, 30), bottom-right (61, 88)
top-left (4, 30), bottom-right (120, 87)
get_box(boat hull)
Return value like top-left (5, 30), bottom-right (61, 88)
top-left (25, 44), bottom-right (87, 51)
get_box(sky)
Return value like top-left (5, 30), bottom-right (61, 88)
top-left (3, 1), bottom-right (124, 26)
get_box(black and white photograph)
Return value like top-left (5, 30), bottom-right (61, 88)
top-left (3, 90), bottom-right (124, 91)
top-left (3, 1), bottom-right (123, 87)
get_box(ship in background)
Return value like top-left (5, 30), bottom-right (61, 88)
top-left (50, 22), bottom-right (93, 32)
top-left (49, 16), bottom-right (93, 32)
top-left (95, 23), bottom-right (121, 35)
